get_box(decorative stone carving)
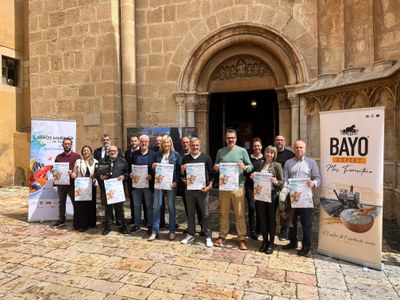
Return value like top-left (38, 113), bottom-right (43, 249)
top-left (303, 77), bottom-right (399, 114)
top-left (211, 56), bottom-right (272, 81)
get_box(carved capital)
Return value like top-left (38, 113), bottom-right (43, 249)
top-left (196, 93), bottom-right (209, 111)
top-left (288, 93), bottom-right (300, 106)
top-left (174, 93), bottom-right (185, 107)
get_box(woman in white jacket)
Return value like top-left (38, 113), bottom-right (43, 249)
top-left (71, 145), bottom-right (98, 231)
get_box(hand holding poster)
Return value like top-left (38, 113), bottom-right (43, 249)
top-left (155, 164), bottom-right (174, 190)
top-left (131, 165), bottom-right (149, 188)
top-left (219, 163), bottom-right (239, 191)
top-left (288, 178), bottom-right (313, 208)
top-left (104, 178), bottom-right (125, 204)
top-left (74, 177), bottom-right (92, 201)
top-left (186, 163), bottom-right (206, 190)
top-left (253, 172), bottom-right (272, 202)
top-left (52, 162), bottom-right (70, 185)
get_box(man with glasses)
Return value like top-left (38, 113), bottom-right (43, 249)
top-left (213, 129), bottom-right (253, 250)
top-left (97, 145), bottom-right (130, 235)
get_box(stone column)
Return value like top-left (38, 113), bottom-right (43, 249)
top-left (195, 93), bottom-right (209, 151)
top-left (275, 87), bottom-right (292, 144)
top-left (288, 92), bottom-right (300, 143)
top-left (174, 93), bottom-right (186, 128)
top-left (186, 92), bottom-right (196, 127)
top-left (120, 0), bottom-right (137, 148)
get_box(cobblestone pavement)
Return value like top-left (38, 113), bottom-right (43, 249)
top-left (0, 187), bottom-right (399, 299)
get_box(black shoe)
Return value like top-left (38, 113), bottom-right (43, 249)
top-left (265, 244), bottom-right (274, 255)
top-left (130, 226), bottom-right (140, 233)
top-left (282, 242), bottom-right (297, 250)
top-left (51, 220), bottom-right (66, 228)
top-left (119, 225), bottom-right (129, 234)
top-left (298, 247), bottom-right (310, 256)
top-left (279, 228), bottom-right (288, 241)
top-left (116, 220), bottom-right (121, 226)
top-left (250, 232), bottom-right (259, 241)
top-left (102, 228), bottom-right (111, 235)
top-left (258, 241), bottom-right (268, 252)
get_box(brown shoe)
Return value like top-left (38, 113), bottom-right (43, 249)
top-left (238, 240), bottom-right (248, 250)
top-left (214, 237), bottom-right (225, 247)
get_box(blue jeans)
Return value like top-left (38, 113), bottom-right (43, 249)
top-left (152, 187), bottom-right (177, 234)
top-left (132, 188), bottom-right (153, 228)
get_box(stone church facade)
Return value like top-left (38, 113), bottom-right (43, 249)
top-left (2, 1), bottom-right (400, 223)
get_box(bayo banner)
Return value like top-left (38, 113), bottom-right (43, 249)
top-left (28, 119), bottom-right (76, 222)
top-left (318, 107), bottom-right (384, 270)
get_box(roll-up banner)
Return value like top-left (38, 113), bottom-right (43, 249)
top-left (318, 107), bottom-right (384, 270)
top-left (28, 119), bottom-right (77, 222)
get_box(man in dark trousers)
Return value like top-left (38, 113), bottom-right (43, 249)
top-left (274, 135), bottom-right (295, 240)
top-left (96, 145), bottom-right (130, 235)
top-left (125, 135), bottom-right (141, 224)
top-left (51, 137), bottom-right (80, 228)
top-left (180, 137), bottom-right (214, 247)
top-left (94, 134), bottom-right (123, 225)
top-left (282, 140), bottom-right (321, 256)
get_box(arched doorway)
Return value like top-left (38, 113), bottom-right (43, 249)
top-left (208, 90), bottom-right (278, 161)
top-left (175, 24), bottom-right (309, 153)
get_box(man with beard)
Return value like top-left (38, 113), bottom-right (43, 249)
top-left (125, 135), bottom-right (141, 225)
top-left (213, 129), bottom-right (253, 250)
top-left (274, 135), bottom-right (295, 240)
top-left (94, 134), bottom-right (123, 225)
top-left (51, 137), bottom-right (80, 228)
top-left (97, 145), bottom-right (130, 235)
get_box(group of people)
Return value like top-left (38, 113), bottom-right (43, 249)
top-left (51, 129), bottom-right (320, 256)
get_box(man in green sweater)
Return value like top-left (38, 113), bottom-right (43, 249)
top-left (213, 129), bottom-right (253, 250)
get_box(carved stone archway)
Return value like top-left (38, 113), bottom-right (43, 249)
top-left (175, 24), bottom-right (310, 150)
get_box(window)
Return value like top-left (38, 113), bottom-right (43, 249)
top-left (2, 56), bottom-right (19, 87)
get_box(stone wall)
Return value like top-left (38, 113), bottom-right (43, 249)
top-left (28, 0), bottom-right (123, 149)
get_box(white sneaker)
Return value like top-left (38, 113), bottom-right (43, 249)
top-left (205, 237), bottom-right (213, 248)
top-left (181, 234), bottom-right (195, 244)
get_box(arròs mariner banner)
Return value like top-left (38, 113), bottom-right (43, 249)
top-left (318, 107), bottom-right (384, 270)
top-left (28, 119), bottom-right (76, 222)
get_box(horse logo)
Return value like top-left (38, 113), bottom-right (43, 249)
top-left (340, 124), bottom-right (359, 135)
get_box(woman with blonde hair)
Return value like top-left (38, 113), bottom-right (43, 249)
top-left (149, 135), bottom-right (181, 241)
top-left (71, 145), bottom-right (98, 231)
top-left (251, 145), bottom-right (283, 254)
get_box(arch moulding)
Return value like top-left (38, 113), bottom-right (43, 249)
top-left (174, 24), bottom-right (310, 148)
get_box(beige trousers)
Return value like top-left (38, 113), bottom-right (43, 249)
top-left (218, 188), bottom-right (247, 241)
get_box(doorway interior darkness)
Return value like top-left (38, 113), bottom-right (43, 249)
top-left (208, 90), bottom-right (279, 162)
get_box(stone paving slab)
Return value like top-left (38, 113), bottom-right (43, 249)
top-left (0, 187), bottom-right (399, 299)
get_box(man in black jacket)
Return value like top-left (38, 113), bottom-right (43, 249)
top-left (94, 134), bottom-right (123, 225)
top-left (125, 135), bottom-right (140, 224)
top-left (97, 145), bottom-right (130, 235)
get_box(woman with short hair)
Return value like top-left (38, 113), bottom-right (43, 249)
top-left (251, 145), bottom-right (283, 254)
